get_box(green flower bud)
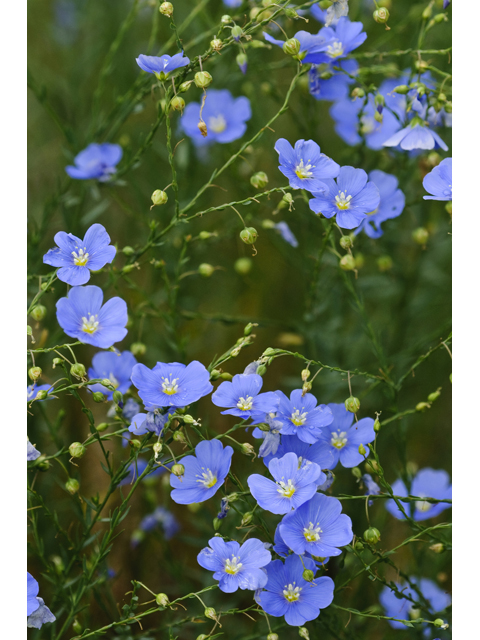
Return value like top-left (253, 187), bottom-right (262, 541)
top-left (298, 627), bottom-right (310, 640)
top-left (198, 263), bottom-right (215, 278)
top-left (213, 517), bottom-right (222, 531)
top-left (194, 71), bottom-right (213, 88)
top-left (422, 3), bottom-right (433, 19)
top-left (433, 12), bottom-right (448, 23)
top-left (363, 526), bottom-right (381, 544)
top-left (204, 607), bottom-right (217, 621)
top-left (171, 463), bottom-right (185, 477)
top-left (373, 418), bottom-right (381, 432)
top-left (30, 305), bottom-right (47, 321)
top-left (227, 492), bottom-right (239, 502)
top-left (428, 388), bottom-right (441, 403)
top-left (285, 7), bottom-right (299, 18)
top-left (231, 25), bottom-right (243, 40)
top-left (220, 372), bottom-right (233, 381)
top-left (92, 391), bottom-right (106, 403)
top-left (179, 81), bottom-right (192, 93)
top-left (416, 401), bottom-right (430, 412)
top-left (373, 8), bottom-right (390, 24)
top-left (113, 390), bottom-right (123, 405)
top-left (72, 619), bottom-right (82, 634)
top-left (319, 71), bottom-right (333, 80)
top-left (339, 254), bottom-right (356, 271)
top-left (283, 37), bottom-right (301, 56)
top-left (302, 381), bottom-right (312, 394)
top-left (393, 84), bottom-right (410, 94)
top-left (256, 364), bottom-right (267, 376)
top-left (377, 255), bottom-right (393, 272)
top-left (250, 171), bottom-right (269, 189)
top-left (258, 422), bottom-right (271, 432)
top-left (69, 442), bottom-right (86, 458)
top-left (355, 540), bottom-right (364, 551)
top-left (159, 2), bottom-right (173, 17)
top-left (241, 511), bottom-right (253, 526)
top-left (130, 438), bottom-right (142, 450)
top-left (35, 390), bottom-right (48, 401)
top-left (412, 227), bottom-right (429, 245)
top-left (374, 111), bottom-right (383, 123)
top-left (65, 478), bottom-right (80, 494)
top-left (301, 369), bottom-right (310, 382)
top-left (130, 342), bottom-right (147, 357)
top-left (197, 635), bottom-right (209, 640)
top-left (240, 442), bottom-right (255, 456)
top-left (234, 257), bottom-right (253, 275)
top-left (96, 422), bottom-right (109, 432)
top-left (28, 366), bottom-right (42, 381)
top-left (358, 443), bottom-right (367, 456)
top-left (429, 543), bottom-right (445, 554)
top-left (37, 457), bottom-right (51, 471)
top-left (444, 101), bottom-right (452, 114)
top-left (122, 246), bottom-right (135, 256)
top-left (221, 14), bottom-right (232, 24)
top-left (210, 38), bottom-right (223, 52)
top-left (339, 235), bottom-right (353, 250)
top-left (70, 363), bottom-right (86, 379)
top-left (156, 593), bottom-right (170, 607)
top-left (351, 467), bottom-right (362, 479)
top-left (51, 555), bottom-right (64, 574)
top-left (244, 322), bottom-right (256, 336)
top-left (240, 227), bottom-right (258, 245)
top-left (434, 618), bottom-right (446, 628)
top-left (173, 430), bottom-right (187, 444)
top-left (351, 87), bottom-right (365, 99)
top-left (345, 396), bottom-right (360, 413)
top-left (374, 94), bottom-right (385, 108)
top-left (283, 192), bottom-right (294, 205)
top-left (236, 52), bottom-right (248, 72)
top-left (52, 357), bottom-right (63, 368)
top-left (415, 59), bottom-right (429, 73)
top-left (151, 189), bottom-right (168, 206)
top-left (27, 324), bottom-right (32, 336)
top-left (170, 96), bottom-right (185, 112)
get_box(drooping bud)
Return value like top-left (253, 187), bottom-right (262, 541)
top-left (374, 93), bottom-right (385, 113)
top-left (198, 263), bottom-right (215, 278)
top-left (302, 381), bottom-right (312, 395)
top-left (178, 81), bottom-right (192, 93)
top-left (240, 227), bottom-right (258, 245)
top-left (130, 342), bottom-right (147, 357)
top-left (96, 422), bottom-right (109, 432)
top-left (171, 463), bottom-right (185, 477)
top-left (339, 254), bottom-right (356, 271)
top-left (301, 369), bottom-right (310, 382)
top-left (70, 363), bottom-right (86, 379)
top-left (241, 511), bottom-right (253, 526)
top-left (416, 401), bottom-right (430, 412)
top-left (351, 87), bottom-right (365, 100)
top-left (256, 364), bottom-right (267, 376)
top-left (363, 526), bottom-right (381, 544)
top-left (428, 388), bottom-right (441, 403)
top-left (345, 396), bottom-right (360, 413)
top-left (358, 443), bottom-right (367, 456)
top-left (65, 478), bottom-right (80, 494)
top-left (283, 38), bottom-right (301, 56)
top-left (35, 390), bottom-right (48, 401)
top-left (429, 543), bottom-right (445, 554)
top-left (92, 391), bottom-right (106, 403)
top-left (373, 418), bottom-right (381, 433)
top-left (412, 227), bottom-right (429, 245)
top-left (151, 189), bottom-right (168, 206)
top-left (339, 235), bottom-right (353, 250)
top-left (170, 96), bottom-right (185, 112)
top-left (250, 171), bottom-right (269, 189)
top-left (30, 305), bottom-right (47, 321)
top-left (221, 14), bottom-right (232, 24)
top-left (69, 442), bottom-right (86, 459)
top-left (393, 84), bottom-right (410, 94)
top-left (374, 111), bottom-right (383, 123)
top-left (298, 627), bottom-right (310, 640)
top-left (351, 467), bottom-right (362, 480)
top-left (231, 25), bottom-right (243, 41)
top-left (210, 38), bottom-right (223, 52)
top-left (240, 443), bottom-right (255, 456)
top-left (236, 52), bottom-right (248, 74)
top-left (159, 2), bottom-right (173, 17)
top-left (156, 593), bottom-right (170, 607)
top-left (28, 366), bottom-right (42, 381)
top-left (204, 607), bottom-right (218, 621)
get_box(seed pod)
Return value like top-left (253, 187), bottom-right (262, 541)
top-left (151, 190), bottom-right (168, 206)
top-left (28, 366), bottom-right (42, 381)
top-left (194, 71), bottom-right (213, 89)
top-left (240, 227), bottom-right (258, 245)
top-left (30, 305), bottom-right (47, 321)
top-left (345, 396), bottom-right (360, 413)
top-left (69, 442), bottom-right (86, 458)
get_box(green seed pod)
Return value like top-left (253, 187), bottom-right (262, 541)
top-left (240, 227), bottom-right (258, 245)
top-left (151, 189), bottom-right (168, 206)
top-left (241, 443), bottom-right (255, 456)
top-left (156, 593), bottom-right (170, 607)
top-left (178, 81), bottom-right (192, 93)
top-left (194, 71), bottom-right (213, 89)
top-left (220, 372), bottom-right (233, 381)
top-left (373, 8), bottom-right (390, 24)
top-left (96, 422), bottom-right (109, 432)
top-left (355, 540), bottom-right (364, 551)
top-left (198, 263), bottom-right (215, 278)
top-left (70, 363), bottom-right (86, 379)
top-left (285, 7), bottom-right (299, 18)
top-left (182, 414), bottom-right (196, 424)
top-left (351, 467), bottom-right (362, 479)
top-left (227, 492), bottom-right (239, 502)
top-left (35, 390), bottom-right (48, 401)
top-left (170, 96), bottom-right (185, 112)
top-left (113, 390), bottom-right (123, 405)
top-left (345, 396), bottom-right (360, 413)
top-left (250, 171), bottom-right (269, 189)
top-left (302, 381), bottom-right (312, 394)
top-left (374, 94), bottom-right (385, 108)
top-left (173, 430), bottom-right (187, 444)
top-left (221, 14), bottom-right (232, 24)
top-left (412, 227), bottom-right (429, 245)
top-left (302, 569), bottom-right (315, 583)
top-left (69, 442), bottom-right (86, 459)
top-left (373, 418), bottom-right (381, 433)
top-left (72, 619), bottom-right (82, 634)
top-left (92, 391), bottom-right (106, 403)
top-left (283, 37), bottom-right (301, 56)
top-left (444, 101), bottom-right (452, 114)
top-left (320, 71), bottom-right (333, 80)
top-left (30, 305), bottom-right (47, 321)
top-left (52, 357), bottom-right (63, 368)
top-left (65, 478), bottom-right (80, 495)
top-left (339, 235), bottom-right (353, 250)
top-left (434, 618), bottom-right (446, 628)
top-left (28, 366), bottom-right (42, 381)
top-left (416, 401), bottom-right (430, 412)
top-left (130, 342), bottom-right (147, 357)
top-left (210, 38), bottom-right (223, 52)
top-left (339, 254), bottom-right (356, 271)
top-left (363, 526), bottom-right (381, 544)
top-left (428, 388), bottom-right (441, 403)
top-left (234, 257), bottom-right (253, 275)
top-left (130, 439), bottom-right (142, 450)
top-left (37, 457), bottom-right (51, 471)
top-left (204, 607), bottom-right (217, 621)
top-left (171, 463), bottom-right (185, 477)
top-left (283, 192), bottom-right (294, 205)
top-left (122, 245), bottom-right (135, 256)
top-left (159, 2), bottom-right (173, 17)
top-left (231, 25), bottom-right (243, 40)
top-left (301, 369), bottom-right (310, 382)
top-left (197, 635), bottom-right (210, 640)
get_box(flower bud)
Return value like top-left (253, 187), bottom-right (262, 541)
top-left (345, 396), bottom-right (360, 413)
top-left (283, 38), bottom-right (301, 56)
top-left (179, 81), bottom-right (192, 93)
top-left (428, 388), bottom-right (441, 403)
top-left (433, 12), bottom-right (448, 23)
top-left (373, 8), bottom-right (390, 24)
top-left (351, 87), bottom-right (365, 100)
top-left (444, 101), bottom-right (452, 114)
top-left (69, 442), bottom-right (86, 458)
top-left (267, 634), bottom-right (279, 640)
top-left (241, 511), bottom-right (253, 526)
top-left (171, 463), bottom-right (185, 477)
top-left (351, 467), bottom-right (362, 479)
top-left (429, 543), bottom-right (445, 554)
top-left (256, 364), bottom-right (267, 376)
top-left (339, 235), bottom-right (353, 250)
top-left (130, 342), bottom-right (147, 357)
top-left (377, 255), bottom-right (393, 271)
top-left (197, 636), bottom-right (210, 640)
top-left (35, 390), bottom-right (48, 401)
top-left (231, 25), bottom-right (243, 41)
top-left (234, 257), bottom-right (253, 275)
top-left (355, 540), bottom-right (364, 551)
top-left (113, 390), bottom-right (123, 406)
top-left (240, 227), bottom-right (258, 245)
top-left (374, 111), bottom-right (383, 123)
top-left (65, 478), bottom-right (80, 494)
top-left (339, 254), bottom-right (356, 271)
top-left (72, 619), bottom-right (82, 634)
top-left (221, 14), bottom-right (231, 24)
top-left (358, 443), bottom-right (367, 456)
top-left (320, 71), bottom-right (333, 80)
top-left (170, 96), bottom-right (185, 112)
top-left (302, 381), bottom-right (312, 395)
top-left (92, 391), bottom-right (106, 403)
top-left (194, 71), bottom-right (212, 88)
top-left (204, 607), bottom-right (217, 621)
top-left (156, 593), bottom-right (169, 607)
top-left (28, 366), bottom-right (42, 381)
top-left (250, 171), bottom-right (269, 189)
top-left (151, 189), bottom-right (168, 206)
top-left (363, 526), bottom-right (381, 544)
top-left (213, 517), bottom-right (222, 531)
top-left (173, 429), bottom-right (187, 444)
top-left (373, 418), bottom-right (381, 433)
top-left (130, 438), bottom-right (142, 450)
top-left (227, 492), bottom-right (239, 503)
top-left (298, 627), bottom-right (310, 640)
top-left (220, 372), bottom-right (233, 381)
top-left (101, 378), bottom-right (115, 389)
top-left (210, 38), bottom-right (223, 52)
top-left (412, 227), bottom-right (429, 245)
top-left (283, 192), bottom-right (294, 206)
top-left (37, 457), bottom-right (51, 471)
top-left (301, 369), bottom-right (310, 382)
top-left (434, 618), bottom-right (446, 628)
top-left (236, 52), bottom-right (248, 74)
top-left (30, 305), bottom-right (47, 321)
top-left (70, 363), bottom-right (86, 379)
top-left (159, 2), bottom-right (173, 17)
top-left (416, 401), bottom-right (430, 412)
top-left (415, 59), bottom-right (429, 72)
top-left (393, 84), bottom-right (410, 94)
top-left (96, 422), bottom-right (109, 432)
top-left (198, 262), bottom-right (215, 278)
top-left (241, 443), bottom-right (255, 456)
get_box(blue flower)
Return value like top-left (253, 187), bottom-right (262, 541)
top-left (311, 17), bottom-right (367, 64)
top-left (27, 573), bottom-right (40, 616)
top-left (383, 120), bottom-right (448, 151)
top-left (27, 573), bottom-right (56, 629)
top-left (223, 0), bottom-right (243, 6)
top-left (262, 435), bottom-right (335, 485)
top-left (274, 138), bottom-right (340, 192)
top-left (256, 555), bottom-right (334, 626)
top-left (181, 89), bottom-right (251, 146)
top-left (423, 158), bottom-right (452, 201)
top-left (385, 468), bottom-right (452, 521)
top-left (139, 506), bottom-right (180, 539)
top-left (136, 52), bottom-right (190, 80)
top-left (309, 59), bottom-right (358, 102)
top-left (122, 398), bottom-right (141, 421)
top-left (279, 493), bottom-right (353, 557)
top-left (65, 143), bottom-right (122, 181)
top-left (248, 452), bottom-right (320, 514)
top-left (355, 170), bottom-right (405, 238)
top-left (273, 389), bottom-right (334, 444)
top-left (88, 350), bottom-right (137, 400)
top-left (362, 473), bottom-right (381, 505)
top-left (273, 524), bottom-right (331, 567)
top-left (128, 411), bottom-right (171, 437)
top-left (217, 497), bottom-right (230, 519)
top-left (427, 106), bottom-right (452, 128)
top-left (131, 360), bottom-right (213, 410)
top-left (198, 537), bottom-right (271, 593)
top-left (170, 439), bottom-right (234, 504)
top-left (263, 29), bottom-right (335, 64)
top-left (211, 373), bottom-right (279, 420)
top-left (309, 166), bottom-right (380, 229)
top-left (310, 4), bottom-right (328, 23)
top-left (43, 224), bottom-right (116, 286)
top-left (313, 403), bottom-right (375, 468)
top-left (27, 384), bottom-right (54, 402)
top-left (252, 413), bottom-right (283, 458)
top-left (27, 440), bottom-right (41, 461)
top-left (380, 578), bottom-right (451, 630)
top-left (56, 285), bottom-right (128, 348)
top-left (274, 222), bottom-right (298, 247)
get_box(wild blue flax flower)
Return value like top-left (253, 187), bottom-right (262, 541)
top-left (313, 403), bottom-right (375, 467)
top-left (223, 0), bottom-right (243, 6)
top-left (135, 52), bottom-right (190, 80)
top-left (27, 573), bottom-right (56, 629)
top-left (312, 17), bottom-right (367, 63)
top-left (355, 170), bottom-right (405, 238)
top-left (256, 555), bottom-right (334, 626)
top-left (385, 468), bottom-right (452, 521)
top-left (131, 360), bottom-right (213, 410)
top-left (56, 285), bottom-right (128, 348)
top-left (263, 29), bottom-right (335, 64)
top-left (362, 473), bottom-right (381, 505)
top-left (380, 578), bottom-right (451, 630)
top-left (279, 493), bottom-right (353, 557)
top-left (309, 166), bottom-right (380, 229)
top-left (88, 350), bottom-right (137, 400)
top-left (275, 138), bottom-right (340, 192)
top-left (27, 440), bottom-right (41, 461)
top-left (252, 413), bottom-right (283, 458)
top-left (423, 158), bottom-right (452, 201)
top-left (65, 143), bottom-right (122, 181)
top-left (198, 537), bottom-right (271, 593)
top-left (138, 506), bottom-right (180, 540)
top-left (43, 223), bottom-right (116, 285)
top-left (274, 389), bottom-right (334, 444)
top-left (247, 452), bottom-right (320, 514)
top-left (325, 0), bottom-right (349, 26)
top-left (181, 89), bottom-right (251, 145)
top-left (170, 439), bottom-right (234, 504)
top-left (212, 373), bottom-right (279, 420)
top-left (308, 59), bottom-right (358, 102)
top-left (383, 119), bottom-right (448, 151)
top-left (27, 573), bottom-right (40, 616)
top-left (274, 222), bottom-right (298, 247)
top-left (262, 435), bottom-right (335, 485)
top-left (128, 411), bottom-right (171, 437)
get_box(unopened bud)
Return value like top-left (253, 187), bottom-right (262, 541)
top-left (375, 94), bottom-right (385, 110)
top-left (298, 627), bottom-right (310, 640)
top-left (92, 391), bottom-right (106, 403)
top-left (283, 37), bottom-right (301, 56)
top-left (301, 369), bottom-right (310, 382)
top-left (302, 381), bottom-right (312, 394)
top-left (377, 255), bottom-right (393, 271)
top-left (151, 189), bottom-right (168, 206)
top-left (339, 254), bottom-right (356, 271)
top-left (170, 96), bottom-right (185, 112)
top-left (35, 390), bottom-right (48, 401)
top-left (196, 636), bottom-right (210, 640)
top-left (434, 618), bottom-right (446, 628)
top-left (241, 511), bottom-right (253, 526)
top-left (428, 388), bottom-right (441, 403)
top-left (412, 227), bottom-right (429, 245)
top-left (358, 443), bottom-right (367, 456)
top-left (444, 101), bottom-right (452, 114)
top-left (241, 443), bottom-right (255, 456)
top-left (122, 246), bottom-right (135, 256)
top-left (433, 12), bottom-right (448, 23)
top-left (130, 438), bottom-right (142, 450)
top-left (363, 526), bottom-right (381, 544)
top-left (373, 8), bottom-right (390, 24)
top-left (250, 171), bottom-right (269, 190)
top-left (236, 52), bottom-right (248, 74)
top-left (393, 84), bottom-right (410, 94)
top-left (178, 81), bottom-right (192, 93)
top-left (65, 478), bottom-right (80, 494)
top-left (159, 2), bottom-right (173, 17)
top-left (213, 517), bottom-right (222, 531)
top-left (345, 396), bottom-right (360, 413)
top-left (69, 442), bottom-right (86, 459)
top-left (355, 540), bottom-right (364, 551)
top-left (227, 492), bottom-right (239, 503)
top-left (351, 467), bottom-right (362, 479)
top-left (240, 227), bottom-right (258, 245)
top-left (194, 71), bottom-right (212, 88)
top-left (70, 363), bottom-right (86, 379)
top-left (267, 635), bottom-right (279, 640)
top-left (198, 263), bottom-right (215, 278)
top-left (320, 71), bottom-right (333, 80)
top-left (173, 430), bottom-right (187, 444)
top-left (30, 305), bottom-right (47, 321)
top-left (37, 457), bottom-right (51, 471)
top-left (429, 543), bottom-right (445, 554)
top-left (231, 25), bottom-right (243, 41)
top-left (374, 111), bottom-right (383, 123)
top-left (416, 401), bottom-right (430, 412)
top-left (220, 372), bottom-right (233, 381)
top-left (221, 14), bottom-right (232, 24)
top-left (339, 235), bottom-right (353, 250)
top-left (234, 257), bottom-right (252, 275)
top-left (256, 364), bottom-right (267, 376)
top-left (171, 463), bottom-right (185, 477)
top-left (204, 607), bottom-right (218, 621)
top-left (210, 38), bottom-right (223, 52)
top-left (415, 59), bottom-right (429, 73)
top-left (130, 342), bottom-right (147, 357)
top-left (96, 422), bottom-right (109, 432)
top-left (373, 418), bottom-right (381, 432)
top-left (28, 366), bottom-right (42, 381)
top-left (351, 87), bottom-right (365, 99)
top-left (72, 620), bottom-right (82, 634)
top-left (156, 593), bottom-right (169, 607)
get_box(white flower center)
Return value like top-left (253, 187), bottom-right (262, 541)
top-left (303, 521), bottom-right (322, 542)
top-left (196, 468), bottom-right (217, 488)
top-left (295, 159), bottom-right (315, 179)
top-left (276, 478), bottom-right (296, 498)
top-left (237, 395), bottom-right (253, 411)
top-left (327, 41), bottom-right (344, 58)
top-left (161, 375), bottom-right (179, 395)
top-left (72, 247), bottom-right (89, 266)
top-left (283, 583), bottom-right (302, 602)
top-left (224, 555), bottom-right (243, 575)
top-left (331, 430), bottom-right (348, 449)
top-left (82, 314), bottom-right (99, 334)
top-left (335, 191), bottom-right (352, 210)
top-left (415, 495), bottom-right (432, 513)
top-left (290, 409), bottom-right (308, 427)
top-left (209, 114), bottom-right (227, 133)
